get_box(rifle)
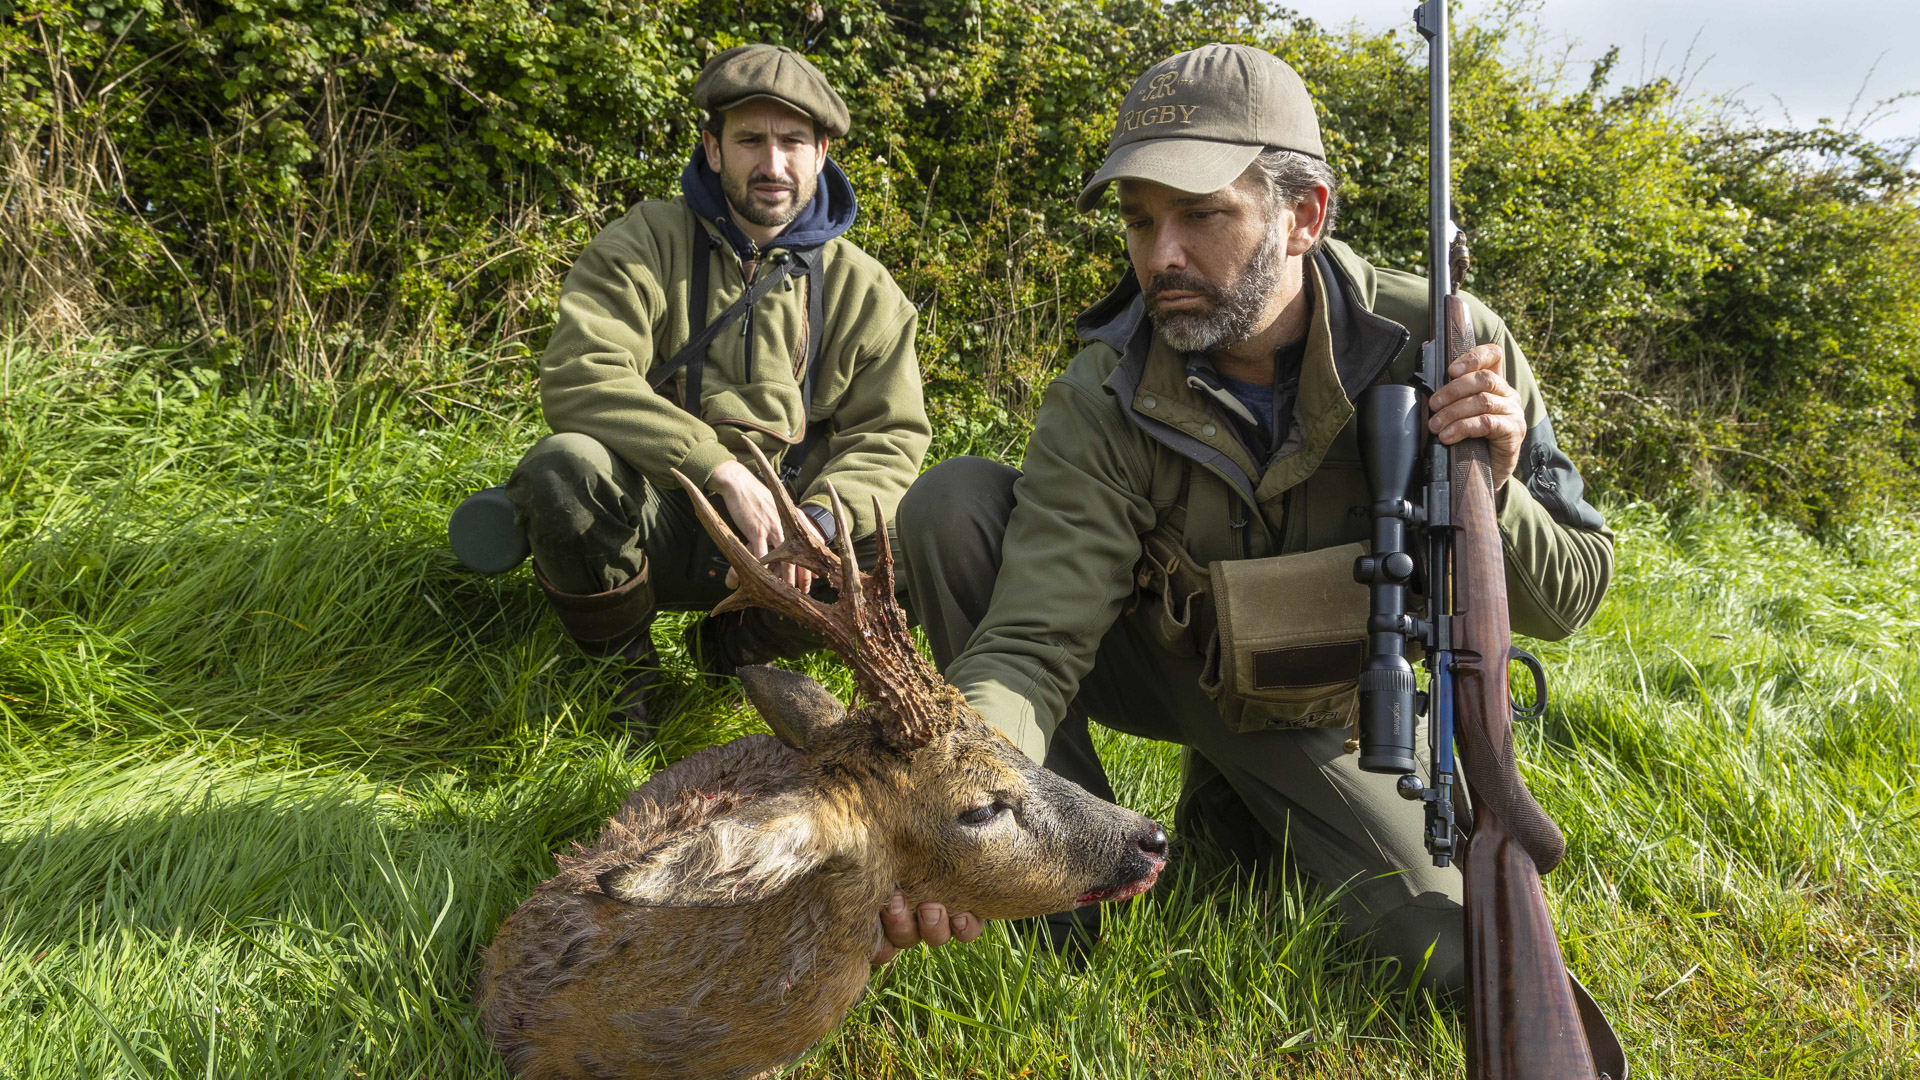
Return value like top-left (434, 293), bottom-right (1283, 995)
top-left (1349, 3), bottom-right (1626, 1076)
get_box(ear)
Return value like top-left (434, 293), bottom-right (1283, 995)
top-left (1286, 182), bottom-right (1331, 256)
top-left (737, 664), bottom-right (846, 752)
top-left (815, 137), bottom-right (831, 175)
top-left (702, 128), bottom-right (723, 173)
top-left (597, 793), bottom-right (837, 907)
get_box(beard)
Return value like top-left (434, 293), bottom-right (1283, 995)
top-left (721, 163), bottom-right (818, 230)
top-left (1145, 227), bottom-right (1287, 354)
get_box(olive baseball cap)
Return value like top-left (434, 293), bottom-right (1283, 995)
top-left (693, 44), bottom-right (851, 138)
top-left (1077, 43), bottom-right (1324, 212)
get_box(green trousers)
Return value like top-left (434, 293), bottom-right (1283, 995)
top-left (505, 432), bottom-right (880, 662)
top-left (896, 457), bottom-right (1465, 993)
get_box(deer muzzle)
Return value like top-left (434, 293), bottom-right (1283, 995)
top-left (1075, 820), bottom-right (1169, 905)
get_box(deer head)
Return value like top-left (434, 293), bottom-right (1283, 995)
top-left (477, 445), bottom-right (1165, 1080)
top-left (602, 442), bottom-right (1167, 919)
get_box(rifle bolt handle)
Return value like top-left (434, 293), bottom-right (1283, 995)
top-left (1396, 774), bottom-right (1427, 801)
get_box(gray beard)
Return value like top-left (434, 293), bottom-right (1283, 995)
top-left (1148, 229), bottom-right (1287, 354)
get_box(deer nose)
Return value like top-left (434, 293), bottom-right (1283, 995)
top-left (1136, 825), bottom-right (1169, 858)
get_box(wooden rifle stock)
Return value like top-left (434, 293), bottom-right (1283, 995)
top-left (1442, 295), bottom-right (1621, 1079)
top-left (1408, 2), bottom-right (1624, 1072)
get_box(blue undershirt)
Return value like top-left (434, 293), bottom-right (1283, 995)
top-left (1216, 372), bottom-right (1276, 444)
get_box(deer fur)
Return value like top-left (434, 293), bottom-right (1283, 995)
top-left (475, 447), bottom-right (1167, 1080)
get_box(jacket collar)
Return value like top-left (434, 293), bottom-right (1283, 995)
top-left (1107, 320), bottom-right (1261, 504)
top-left (1316, 240), bottom-right (1412, 404)
top-left (1096, 244), bottom-right (1411, 505)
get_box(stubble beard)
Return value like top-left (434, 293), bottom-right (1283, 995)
top-left (722, 163), bottom-right (818, 230)
top-left (1146, 226), bottom-right (1288, 354)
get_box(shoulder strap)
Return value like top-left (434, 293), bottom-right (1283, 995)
top-left (680, 220), bottom-right (714, 408)
top-left (647, 218), bottom-right (799, 399)
top-left (803, 248), bottom-right (825, 404)
top-left (780, 251), bottom-right (831, 488)
top-left (1146, 460), bottom-right (1255, 565)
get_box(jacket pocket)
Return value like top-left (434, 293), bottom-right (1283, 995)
top-left (1201, 541), bottom-right (1370, 733)
top-left (1131, 529), bottom-right (1212, 658)
top-left (701, 385), bottom-right (808, 465)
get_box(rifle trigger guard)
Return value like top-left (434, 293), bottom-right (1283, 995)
top-left (1510, 646), bottom-right (1549, 721)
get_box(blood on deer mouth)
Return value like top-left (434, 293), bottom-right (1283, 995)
top-left (1074, 858), bottom-right (1165, 906)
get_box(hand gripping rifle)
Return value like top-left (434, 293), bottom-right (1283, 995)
top-left (1349, 3), bottom-right (1626, 1076)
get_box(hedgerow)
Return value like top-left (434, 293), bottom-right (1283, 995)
top-left (3, 0), bottom-right (1916, 526)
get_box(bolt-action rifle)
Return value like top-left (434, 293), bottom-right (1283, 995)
top-left (1349, 3), bottom-right (1627, 1077)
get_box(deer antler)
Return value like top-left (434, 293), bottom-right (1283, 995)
top-left (670, 443), bottom-right (951, 744)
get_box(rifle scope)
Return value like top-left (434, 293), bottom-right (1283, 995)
top-left (1353, 384), bottom-right (1423, 777)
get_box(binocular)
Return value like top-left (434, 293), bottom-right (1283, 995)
top-left (448, 486), bottom-right (530, 575)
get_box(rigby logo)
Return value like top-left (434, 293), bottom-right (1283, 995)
top-left (1120, 72), bottom-right (1198, 135)
top-left (1119, 101), bottom-right (1199, 134)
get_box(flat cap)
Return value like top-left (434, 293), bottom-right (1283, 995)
top-left (1079, 44), bottom-right (1324, 212)
top-left (693, 44), bottom-right (851, 138)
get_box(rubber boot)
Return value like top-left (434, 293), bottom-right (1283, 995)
top-left (681, 609), bottom-right (805, 690)
top-left (1173, 748), bottom-right (1278, 869)
top-left (535, 560), bottom-right (661, 739)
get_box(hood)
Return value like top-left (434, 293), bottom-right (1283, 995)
top-left (1075, 269), bottom-right (1147, 354)
top-left (680, 147), bottom-right (858, 259)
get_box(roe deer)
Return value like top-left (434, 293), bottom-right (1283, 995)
top-left (474, 445), bottom-right (1168, 1080)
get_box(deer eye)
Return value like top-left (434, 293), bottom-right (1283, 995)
top-left (957, 802), bottom-right (1006, 826)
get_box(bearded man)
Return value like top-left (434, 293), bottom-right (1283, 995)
top-left (890, 44), bottom-right (1613, 989)
top-left (483, 45), bottom-right (929, 734)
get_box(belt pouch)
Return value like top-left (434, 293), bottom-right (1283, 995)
top-left (1201, 541), bottom-right (1371, 732)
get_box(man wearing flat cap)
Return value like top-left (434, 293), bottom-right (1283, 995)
top-left (896, 44), bottom-right (1614, 989)
top-left (500, 44), bottom-right (929, 732)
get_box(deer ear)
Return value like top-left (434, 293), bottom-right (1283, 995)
top-left (597, 794), bottom-right (837, 908)
top-left (737, 665), bottom-right (847, 752)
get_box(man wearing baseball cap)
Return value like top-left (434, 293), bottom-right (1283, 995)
top-left (490, 45), bottom-right (929, 734)
top-left (896, 44), bottom-right (1614, 988)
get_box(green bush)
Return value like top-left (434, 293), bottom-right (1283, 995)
top-left (2, 0), bottom-right (1916, 526)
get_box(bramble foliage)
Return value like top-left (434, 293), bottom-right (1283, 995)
top-left (2, 0), bottom-right (1917, 525)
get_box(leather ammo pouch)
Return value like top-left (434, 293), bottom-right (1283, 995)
top-left (1199, 541), bottom-right (1372, 733)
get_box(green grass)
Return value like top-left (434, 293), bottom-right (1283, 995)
top-left (2, 342), bottom-right (1917, 1078)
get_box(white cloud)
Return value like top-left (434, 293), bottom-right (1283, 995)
top-left (1279, 0), bottom-right (1916, 145)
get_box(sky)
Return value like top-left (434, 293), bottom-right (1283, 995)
top-left (1280, 0), bottom-right (1918, 147)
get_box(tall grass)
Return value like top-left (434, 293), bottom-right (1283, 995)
top-left (2, 342), bottom-right (1917, 1078)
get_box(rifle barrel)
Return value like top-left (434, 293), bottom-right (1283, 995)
top-left (1419, 0), bottom-right (1453, 326)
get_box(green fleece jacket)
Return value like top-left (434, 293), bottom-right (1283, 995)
top-left (946, 239), bottom-right (1615, 762)
top-left (538, 197), bottom-right (929, 540)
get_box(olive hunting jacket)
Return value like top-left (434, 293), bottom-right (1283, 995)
top-left (945, 238), bottom-right (1614, 760)
top-left (536, 151), bottom-right (929, 541)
